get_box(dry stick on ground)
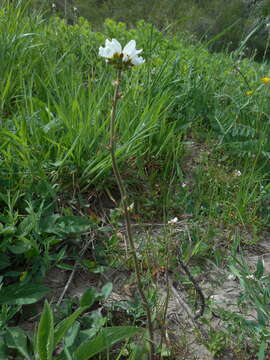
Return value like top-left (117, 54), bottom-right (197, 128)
top-left (56, 235), bottom-right (94, 306)
top-left (109, 69), bottom-right (155, 359)
top-left (169, 279), bottom-right (210, 345)
top-left (167, 247), bottom-right (211, 353)
top-left (158, 251), bottom-right (171, 353)
top-left (177, 250), bottom-right (205, 320)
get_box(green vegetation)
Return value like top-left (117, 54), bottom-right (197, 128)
top-left (2, 0), bottom-right (270, 359)
top-left (33, 0), bottom-right (270, 60)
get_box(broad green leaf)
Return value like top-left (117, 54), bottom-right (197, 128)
top-left (55, 216), bottom-right (91, 235)
top-left (64, 321), bottom-right (80, 348)
top-left (80, 288), bottom-right (97, 308)
top-left (78, 312), bottom-right (106, 342)
top-left (100, 283), bottom-right (113, 299)
top-left (0, 225), bottom-right (16, 236)
top-left (54, 306), bottom-right (88, 347)
top-left (258, 341), bottom-right (267, 360)
top-left (41, 215), bottom-right (91, 235)
top-left (5, 327), bottom-right (30, 359)
top-left (8, 239), bottom-right (32, 254)
top-left (74, 326), bottom-right (143, 360)
top-left (39, 214), bottom-right (60, 233)
top-left (63, 346), bottom-right (73, 360)
top-left (36, 300), bottom-right (54, 360)
top-left (0, 283), bottom-right (50, 305)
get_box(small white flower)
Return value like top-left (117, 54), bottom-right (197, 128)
top-left (99, 39), bottom-right (144, 67)
top-left (181, 183), bottom-right (187, 188)
top-left (73, 6), bottom-right (77, 12)
top-left (210, 294), bottom-right (221, 303)
top-left (168, 217), bottom-right (178, 225)
top-left (246, 274), bottom-right (255, 280)
top-left (127, 203), bottom-right (134, 212)
top-left (234, 170), bottom-right (241, 177)
top-left (227, 273), bottom-right (236, 281)
top-left (52, 3), bottom-right (56, 8)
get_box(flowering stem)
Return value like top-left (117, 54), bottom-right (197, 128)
top-left (109, 69), bottom-right (155, 359)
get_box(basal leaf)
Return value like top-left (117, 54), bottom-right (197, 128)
top-left (74, 326), bottom-right (143, 360)
top-left (80, 288), bottom-right (97, 308)
top-left (0, 283), bottom-right (50, 305)
top-left (54, 306), bottom-right (88, 348)
top-left (36, 300), bottom-right (54, 360)
top-left (5, 327), bottom-right (30, 359)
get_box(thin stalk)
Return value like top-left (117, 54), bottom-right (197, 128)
top-left (109, 69), bottom-right (155, 359)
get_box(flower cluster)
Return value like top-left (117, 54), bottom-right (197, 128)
top-left (99, 39), bottom-right (145, 69)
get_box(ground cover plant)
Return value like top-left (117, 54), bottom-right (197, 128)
top-left (2, 0), bottom-right (270, 359)
top-left (32, 0), bottom-right (270, 61)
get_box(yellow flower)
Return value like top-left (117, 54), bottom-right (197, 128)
top-left (261, 77), bottom-right (270, 84)
top-left (246, 90), bottom-right (253, 96)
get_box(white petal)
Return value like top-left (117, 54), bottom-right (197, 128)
top-left (111, 39), bottom-right (122, 53)
top-left (99, 39), bottom-right (121, 59)
top-left (122, 54), bottom-right (129, 62)
top-left (123, 40), bottom-right (143, 57)
top-left (123, 40), bottom-right (136, 55)
top-left (99, 46), bottom-right (106, 57)
top-left (131, 55), bottom-right (145, 66)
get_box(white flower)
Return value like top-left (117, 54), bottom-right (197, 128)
top-left (210, 294), bottom-right (222, 303)
top-left (99, 39), bottom-right (122, 60)
top-left (122, 40), bottom-right (145, 65)
top-left (168, 217), bottom-right (178, 225)
top-left (234, 170), bottom-right (241, 177)
top-left (52, 3), bottom-right (56, 8)
top-left (181, 183), bottom-right (187, 188)
top-left (227, 273), bottom-right (236, 281)
top-left (246, 274), bottom-right (255, 280)
top-left (99, 39), bottom-right (144, 67)
top-left (127, 203), bottom-right (134, 212)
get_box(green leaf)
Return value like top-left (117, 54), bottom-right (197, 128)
top-left (0, 337), bottom-right (8, 359)
top-left (54, 306), bottom-right (88, 347)
top-left (39, 214), bottom-right (60, 233)
top-left (41, 215), bottom-right (91, 236)
top-left (100, 283), bottom-right (113, 300)
top-left (255, 258), bottom-right (264, 279)
top-left (8, 239), bottom-right (32, 254)
top-left (57, 263), bottom-right (74, 271)
top-left (5, 327), bottom-right (30, 359)
top-left (0, 225), bottom-right (16, 236)
top-left (64, 321), bottom-right (80, 348)
top-left (258, 340), bottom-right (267, 360)
top-left (80, 288), bottom-right (97, 308)
top-left (36, 300), bottom-right (54, 360)
top-left (74, 326), bottom-right (143, 360)
top-left (257, 309), bottom-right (266, 327)
top-left (0, 253), bottom-right (10, 270)
top-left (0, 283), bottom-right (50, 305)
